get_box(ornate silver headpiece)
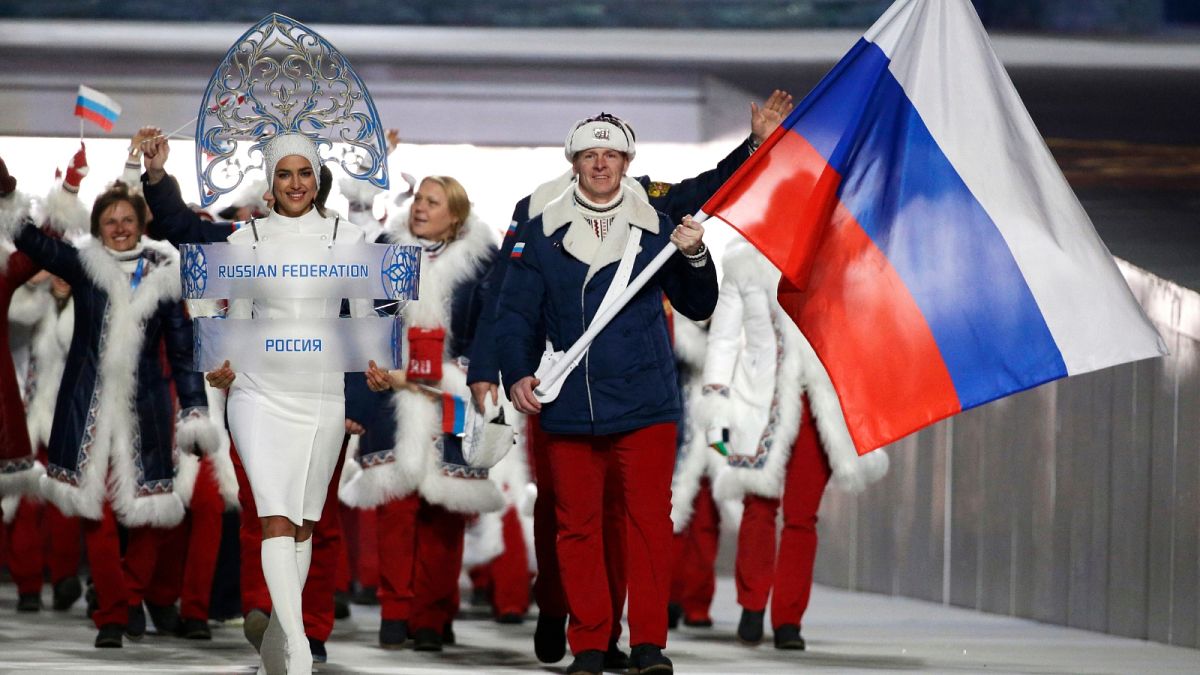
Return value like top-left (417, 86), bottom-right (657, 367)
top-left (195, 13), bottom-right (390, 207)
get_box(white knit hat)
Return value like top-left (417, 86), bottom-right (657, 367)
top-left (262, 132), bottom-right (322, 186)
top-left (564, 113), bottom-right (636, 161)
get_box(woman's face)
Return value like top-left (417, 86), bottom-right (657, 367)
top-left (409, 180), bottom-right (457, 241)
top-left (98, 200), bottom-right (142, 252)
top-left (271, 155), bottom-right (318, 217)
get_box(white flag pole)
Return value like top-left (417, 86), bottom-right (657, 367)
top-left (533, 212), bottom-right (709, 401)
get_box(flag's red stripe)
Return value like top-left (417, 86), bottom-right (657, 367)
top-left (712, 131), bottom-right (961, 452)
top-left (75, 106), bottom-right (114, 132)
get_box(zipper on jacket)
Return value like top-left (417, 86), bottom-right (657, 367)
top-left (581, 281), bottom-right (595, 424)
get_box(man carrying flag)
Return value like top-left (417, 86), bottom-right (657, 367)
top-left (698, 0), bottom-right (1166, 455)
top-left (74, 85), bottom-right (122, 133)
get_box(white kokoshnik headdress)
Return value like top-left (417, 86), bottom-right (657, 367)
top-left (565, 112), bottom-right (637, 161)
top-left (194, 13), bottom-right (390, 207)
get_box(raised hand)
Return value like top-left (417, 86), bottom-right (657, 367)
top-left (140, 132), bottom-right (170, 185)
top-left (750, 89), bottom-right (795, 145)
top-left (670, 215), bottom-right (705, 256)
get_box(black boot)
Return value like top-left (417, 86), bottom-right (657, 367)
top-left (629, 643), bottom-right (673, 674)
top-left (441, 621), bottom-right (456, 645)
top-left (737, 608), bottom-right (764, 645)
top-left (683, 615), bottom-right (714, 628)
top-left (565, 649), bottom-right (604, 675)
top-left (52, 576), bottom-right (82, 611)
top-left (94, 623), bottom-right (124, 648)
top-left (413, 627), bottom-right (443, 652)
top-left (309, 636), bottom-right (328, 663)
top-left (351, 583), bottom-right (379, 605)
top-left (773, 624), bottom-right (806, 650)
top-left (379, 619), bottom-right (408, 649)
top-left (534, 613), bottom-right (567, 663)
top-left (16, 593), bottom-right (41, 612)
top-left (496, 612), bottom-right (525, 624)
top-left (667, 602), bottom-right (682, 629)
top-left (181, 618), bottom-right (211, 640)
top-left (334, 591), bottom-right (351, 619)
top-left (85, 581), bottom-right (97, 619)
top-left (146, 601), bottom-right (181, 636)
top-left (604, 640), bottom-right (630, 670)
top-left (126, 604), bottom-right (146, 640)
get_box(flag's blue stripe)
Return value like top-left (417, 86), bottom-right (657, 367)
top-left (451, 396), bottom-right (466, 435)
top-left (76, 97), bottom-right (120, 122)
top-left (787, 39), bottom-right (1067, 409)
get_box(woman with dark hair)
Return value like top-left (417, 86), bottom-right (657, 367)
top-left (141, 131), bottom-right (368, 675)
top-left (1, 168), bottom-right (219, 649)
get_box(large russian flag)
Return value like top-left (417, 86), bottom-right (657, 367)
top-left (701, 0), bottom-right (1167, 454)
top-left (74, 85), bottom-right (122, 132)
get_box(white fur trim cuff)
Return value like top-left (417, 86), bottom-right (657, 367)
top-left (176, 407), bottom-right (222, 455)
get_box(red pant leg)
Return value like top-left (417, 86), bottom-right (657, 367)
top-left (43, 502), bottom-right (81, 584)
top-left (530, 418), bottom-right (567, 618)
top-left (669, 531), bottom-right (686, 606)
top-left (771, 400), bottom-right (831, 630)
top-left (736, 494), bottom-right (780, 612)
top-left (490, 505), bottom-right (531, 617)
top-left (232, 443), bottom-right (270, 615)
top-left (410, 500), bottom-right (465, 633)
top-left (546, 433), bottom-right (611, 654)
top-left (376, 494), bottom-right (419, 621)
top-left (468, 563), bottom-right (491, 599)
top-left (611, 423), bottom-right (676, 649)
top-left (356, 507), bottom-right (379, 589)
top-left (124, 526), bottom-right (165, 609)
top-left (339, 504), bottom-right (359, 588)
top-left (602, 451), bottom-right (627, 644)
top-left (85, 503), bottom-right (129, 628)
top-left (303, 438), bottom-right (347, 641)
top-left (6, 496), bottom-right (44, 594)
top-left (144, 521), bottom-right (187, 607)
top-left (178, 457), bottom-right (225, 620)
top-left (679, 479), bottom-right (720, 621)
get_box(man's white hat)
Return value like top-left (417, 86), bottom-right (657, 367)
top-left (564, 113), bottom-right (636, 161)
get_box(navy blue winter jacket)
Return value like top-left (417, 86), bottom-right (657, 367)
top-left (496, 191), bottom-right (717, 436)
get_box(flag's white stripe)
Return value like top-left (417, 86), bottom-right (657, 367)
top-left (77, 84), bottom-right (122, 116)
top-left (866, 0), bottom-right (1165, 374)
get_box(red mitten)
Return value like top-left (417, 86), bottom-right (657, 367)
top-left (406, 326), bottom-right (446, 382)
top-left (63, 143), bottom-right (89, 193)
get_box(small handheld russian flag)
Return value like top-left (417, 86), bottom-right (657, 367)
top-left (75, 85), bottom-right (122, 132)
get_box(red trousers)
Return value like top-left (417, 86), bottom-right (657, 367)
top-left (84, 503), bottom-right (166, 628)
top-left (530, 419), bottom-right (627, 643)
top-left (375, 493), bottom-right (419, 620)
top-left (5, 496), bottom-right (82, 594)
top-left (735, 399), bottom-right (830, 629)
top-left (669, 478), bottom-right (720, 622)
top-left (143, 457), bottom-right (225, 620)
top-left (468, 505), bottom-right (531, 617)
top-left (410, 499), bottom-right (464, 632)
top-left (339, 503), bottom-right (379, 591)
top-left (231, 438), bottom-right (348, 641)
top-left (546, 422), bottom-right (676, 653)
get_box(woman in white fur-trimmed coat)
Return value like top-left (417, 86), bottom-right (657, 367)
top-left (4, 180), bottom-right (219, 648)
top-left (703, 239), bottom-right (888, 651)
top-left (353, 175), bottom-right (502, 651)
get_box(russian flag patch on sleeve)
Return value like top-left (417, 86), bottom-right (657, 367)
top-left (511, 242), bottom-right (525, 259)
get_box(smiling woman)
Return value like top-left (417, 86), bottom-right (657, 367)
top-left (90, 189), bottom-right (146, 252)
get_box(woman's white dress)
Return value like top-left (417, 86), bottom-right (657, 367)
top-left (225, 209), bottom-right (368, 523)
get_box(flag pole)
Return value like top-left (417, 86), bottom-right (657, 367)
top-left (163, 117), bottom-right (197, 140)
top-left (533, 212), bottom-right (709, 401)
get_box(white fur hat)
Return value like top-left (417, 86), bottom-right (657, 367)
top-left (564, 113), bottom-right (636, 161)
top-left (262, 133), bottom-right (322, 186)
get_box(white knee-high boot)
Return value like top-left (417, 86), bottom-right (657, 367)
top-left (261, 536), bottom-right (312, 675)
top-left (295, 538), bottom-right (313, 589)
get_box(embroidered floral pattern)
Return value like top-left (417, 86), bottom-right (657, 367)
top-left (727, 311), bottom-right (784, 470)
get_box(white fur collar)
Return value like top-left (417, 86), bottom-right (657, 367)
top-left (78, 237), bottom-right (182, 310)
top-left (527, 171), bottom-right (650, 222)
top-left (540, 185), bottom-right (660, 276)
top-left (0, 191), bottom-right (32, 272)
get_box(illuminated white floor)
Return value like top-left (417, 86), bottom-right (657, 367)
top-left (0, 578), bottom-right (1196, 674)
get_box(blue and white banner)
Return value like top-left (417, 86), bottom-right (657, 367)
top-left (193, 316), bottom-right (402, 373)
top-left (180, 241), bottom-right (421, 301)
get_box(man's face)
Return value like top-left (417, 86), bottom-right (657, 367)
top-left (572, 148), bottom-right (629, 205)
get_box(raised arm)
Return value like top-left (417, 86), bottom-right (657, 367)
top-left (140, 134), bottom-right (237, 245)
